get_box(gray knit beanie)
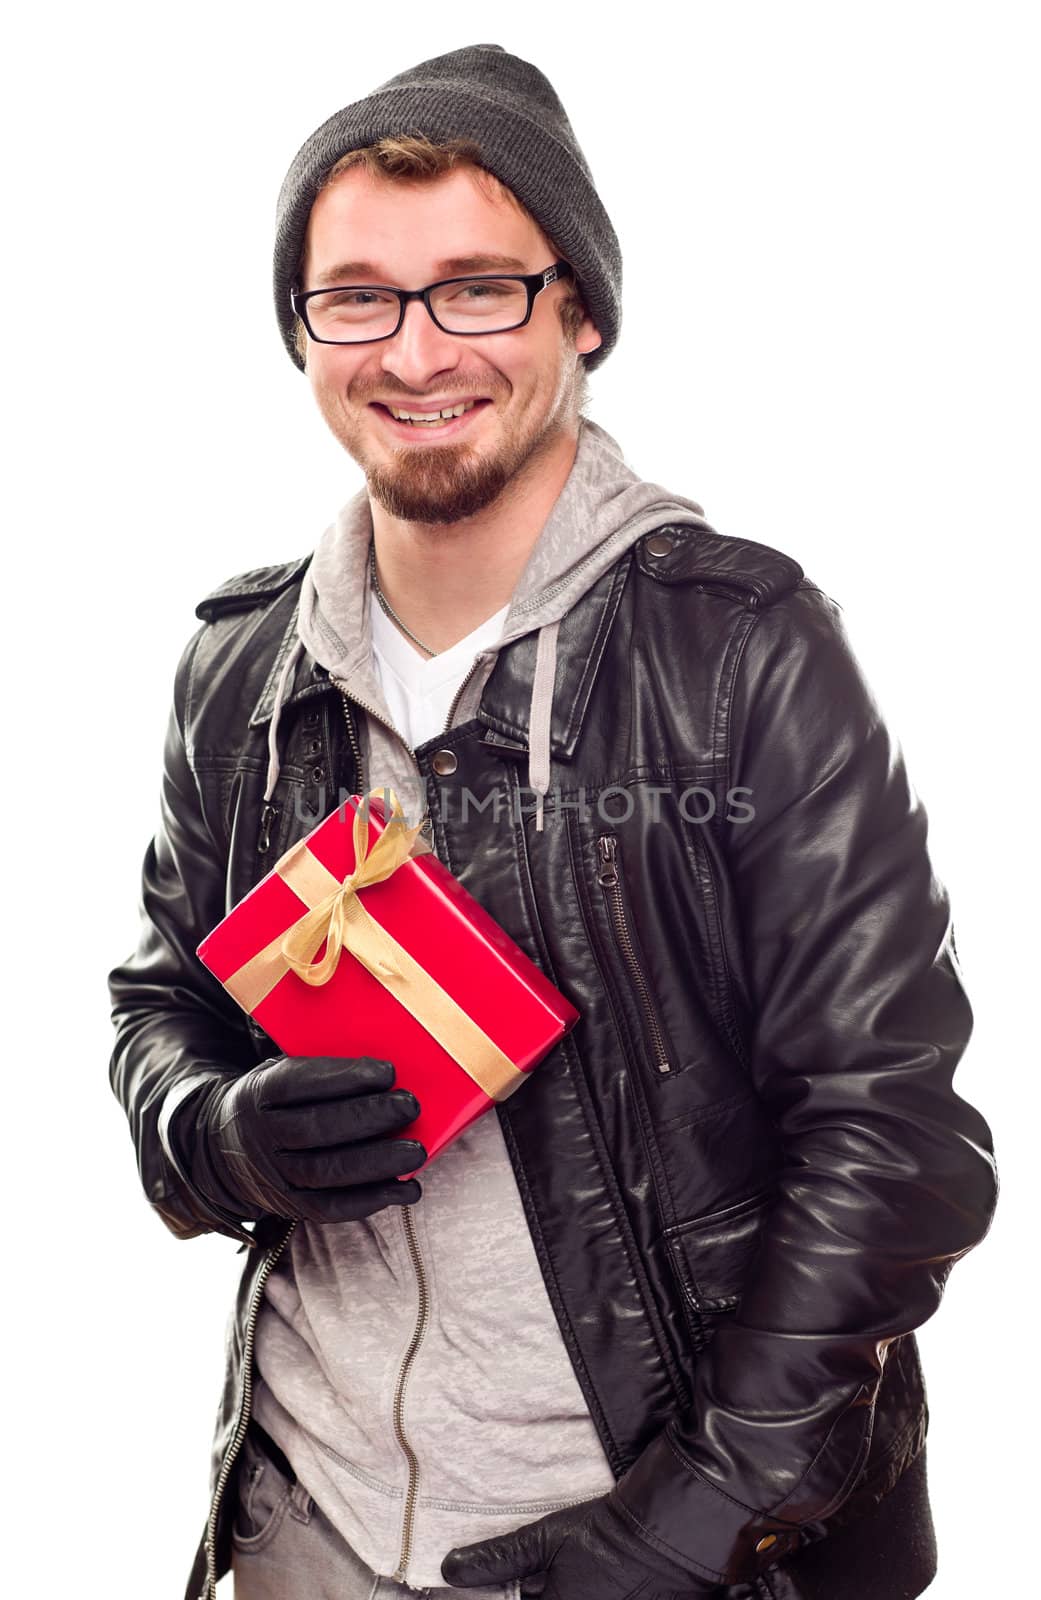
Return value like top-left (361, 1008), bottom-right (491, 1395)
top-left (273, 43), bottom-right (620, 374)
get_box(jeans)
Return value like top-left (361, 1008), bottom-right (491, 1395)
top-left (230, 1420), bottom-right (521, 1600)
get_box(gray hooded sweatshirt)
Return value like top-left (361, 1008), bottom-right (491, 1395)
top-left (249, 417), bottom-right (707, 1590)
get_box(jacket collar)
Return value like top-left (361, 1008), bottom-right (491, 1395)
top-left (248, 599), bottom-right (328, 730)
top-left (246, 553), bottom-right (630, 760)
top-left (475, 556), bottom-right (630, 758)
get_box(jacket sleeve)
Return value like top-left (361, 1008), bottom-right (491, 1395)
top-left (609, 583), bottom-right (998, 1587)
top-left (107, 624), bottom-right (260, 1249)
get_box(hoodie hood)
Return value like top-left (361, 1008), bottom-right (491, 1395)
top-left (265, 417), bottom-right (707, 832)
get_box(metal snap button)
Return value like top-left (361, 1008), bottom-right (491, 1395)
top-left (431, 750), bottom-right (458, 776)
top-left (644, 533), bottom-right (675, 557)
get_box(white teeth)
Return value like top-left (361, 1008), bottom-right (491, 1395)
top-left (387, 400), bottom-right (478, 423)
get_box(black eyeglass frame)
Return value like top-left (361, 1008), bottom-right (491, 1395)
top-left (290, 261), bottom-right (574, 345)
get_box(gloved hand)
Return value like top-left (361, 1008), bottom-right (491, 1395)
top-left (186, 1054), bottom-right (425, 1223)
top-left (441, 1490), bottom-right (724, 1598)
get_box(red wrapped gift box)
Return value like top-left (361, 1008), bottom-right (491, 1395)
top-left (196, 789), bottom-right (578, 1173)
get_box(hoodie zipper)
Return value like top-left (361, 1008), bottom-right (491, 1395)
top-left (596, 834), bottom-right (673, 1074)
top-left (338, 688), bottom-right (430, 860)
top-left (333, 683), bottom-right (444, 1584)
top-left (335, 647), bottom-right (489, 835)
top-left (333, 679), bottom-right (414, 764)
top-left (226, 657), bottom-right (482, 1587)
top-left (203, 1218), bottom-right (297, 1599)
top-left (389, 1203), bottom-right (431, 1582)
top-left (440, 651), bottom-right (491, 734)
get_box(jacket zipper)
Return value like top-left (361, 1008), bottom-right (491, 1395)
top-left (389, 1201), bottom-right (431, 1582)
top-left (340, 694), bottom-right (367, 790)
top-left (257, 802), bottom-right (278, 855)
top-left (202, 1218), bottom-right (297, 1600)
top-left (596, 833), bottom-right (673, 1074)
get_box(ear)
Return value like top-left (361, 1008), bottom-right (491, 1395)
top-left (575, 311), bottom-right (603, 357)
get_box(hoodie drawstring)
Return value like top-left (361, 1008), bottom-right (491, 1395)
top-left (266, 624), bottom-right (560, 829)
top-left (528, 620), bottom-right (559, 833)
top-left (264, 636), bottom-right (305, 805)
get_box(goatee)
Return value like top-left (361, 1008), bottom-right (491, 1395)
top-left (366, 443), bottom-right (517, 526)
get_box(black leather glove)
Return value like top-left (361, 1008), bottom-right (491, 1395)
top-left (441, 1491), bottom-right (724, 1598)
top-left (182, 1054), bottom-right (425, 1223)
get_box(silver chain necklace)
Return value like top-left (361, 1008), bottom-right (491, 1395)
top-left (368, 541), bottom-right (438, 657)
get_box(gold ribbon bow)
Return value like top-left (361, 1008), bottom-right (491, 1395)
top-left (222, 788), bottom-right (524, 1103)
top-left (280, 788), bottom-right (425, 987)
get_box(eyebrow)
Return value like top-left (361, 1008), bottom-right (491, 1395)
top-left (310, 253), bottom-right (530, 287)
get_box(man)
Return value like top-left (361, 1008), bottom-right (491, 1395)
top-left (108, 43), bottom-right (997, 1600)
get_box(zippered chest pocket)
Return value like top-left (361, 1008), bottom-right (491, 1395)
top-left (595, 831), bottom-right (676, 1077)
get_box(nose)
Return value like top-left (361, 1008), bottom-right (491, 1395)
top-left (378, 297), bottom-right (463, 390)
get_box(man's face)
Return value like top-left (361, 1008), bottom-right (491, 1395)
top-left (298, 164), bottom-right (601, 525)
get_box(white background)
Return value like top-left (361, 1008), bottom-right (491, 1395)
top-left (4, 3), bottom-right (1036, 1596)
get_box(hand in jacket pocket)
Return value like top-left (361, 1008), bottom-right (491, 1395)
top-left (441, 1491), bottom-right (723, 1598)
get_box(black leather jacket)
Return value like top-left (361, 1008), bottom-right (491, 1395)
top-left (107, 521), bottom-right (997, 1600)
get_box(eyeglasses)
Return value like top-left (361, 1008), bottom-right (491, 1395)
top-left (291, 261), bottom-right (574, 345)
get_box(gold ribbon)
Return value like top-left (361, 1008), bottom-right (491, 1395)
top-left (282, 787), bottom-right (425, 987)
top-left (222, 789), bottom-right (524, 1103)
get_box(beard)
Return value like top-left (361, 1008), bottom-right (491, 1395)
top-left (366, 438), bottom-right (521, 525)
top-left (351, 384), bottom-right (571, 526)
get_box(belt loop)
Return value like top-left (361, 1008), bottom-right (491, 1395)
top-left (288, 1479), bottom-right (314, 1524)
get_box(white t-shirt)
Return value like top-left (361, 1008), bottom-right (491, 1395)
top-left (368, 583), bottom-right (509, 748)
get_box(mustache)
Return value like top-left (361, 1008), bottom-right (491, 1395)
top-left (354, 385), bottom-right (503, 405)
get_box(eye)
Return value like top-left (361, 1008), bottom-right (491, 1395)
top-left (454, 281), bottom-right (510, 300)
top-left (323, 289), bottom-right (393, 309)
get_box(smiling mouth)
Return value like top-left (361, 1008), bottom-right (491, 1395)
top-left (370, 398), bottom-right (492, 434)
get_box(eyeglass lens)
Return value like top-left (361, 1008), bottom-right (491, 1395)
top-left (305, 278), bottom-right (529, 341)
